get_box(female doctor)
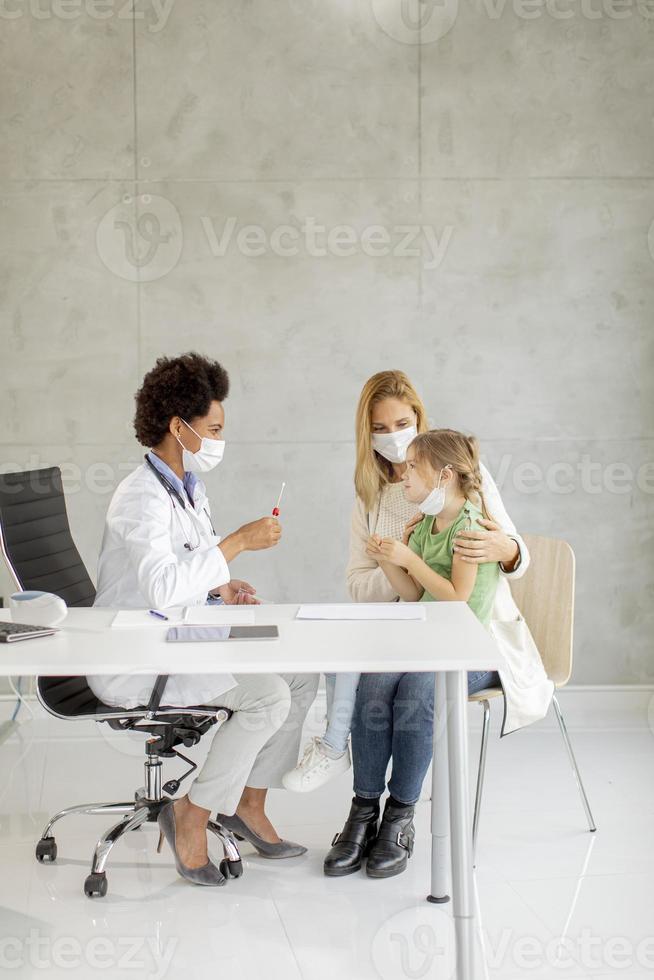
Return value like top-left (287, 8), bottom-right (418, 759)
top-left (89, 352), bottom-right (319, 886)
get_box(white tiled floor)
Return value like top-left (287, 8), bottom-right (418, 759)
top-left (0, 695), bottom-right (652, 980)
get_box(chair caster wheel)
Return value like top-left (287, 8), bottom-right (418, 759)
top-left (220, 858), bottom-right (243, 879)
top-left (84, 872), bottom-right (108, 898)
top-left (35, 837), bottom-right (57, 863)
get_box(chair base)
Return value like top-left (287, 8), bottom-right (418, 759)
top-left (36, 792), bottom-right (243, 898)
top-left (35, 742), bottom-right (243, 898)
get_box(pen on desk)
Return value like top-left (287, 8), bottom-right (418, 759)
top-left (148, 609), bottom-right (169, 621)
top-left (272, 482), bottom-right (286, 518)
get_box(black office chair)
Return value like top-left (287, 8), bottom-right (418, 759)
top-left (0, 466), bottom-right (242, 898)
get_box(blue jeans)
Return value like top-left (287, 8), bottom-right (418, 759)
top-left (351, 670), bottom-right (500, 806)
top-left (323, 672), bottom-right (361, 754)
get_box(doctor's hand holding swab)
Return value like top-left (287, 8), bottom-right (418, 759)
top-left (230, 508), bottom-right (282, 553)
top-left (221, 483), bottom-right (286, 562)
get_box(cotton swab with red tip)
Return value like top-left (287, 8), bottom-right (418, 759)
top-left (272, 482), bottom-right (286, 517)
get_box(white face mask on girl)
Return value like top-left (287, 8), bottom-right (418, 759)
top-left (176, 419), bottom-right (225, 473)
top-left (418, 465), bottom-right (452, 516)
top-left (371, 425), bottom-right (418, 464)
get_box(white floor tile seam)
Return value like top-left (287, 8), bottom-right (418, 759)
top-left (269, 893), bottom-right (310, 980)
top-left (502, 872), bottom-right (654, 944)
top-left (505, 869), bottom-right (654, 888)
top-left (504, 882), bottom-right (654, 978)
top-left (489, 877), bottom-right (599, 978)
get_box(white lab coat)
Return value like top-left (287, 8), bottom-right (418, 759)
top-left (88, 461), bottom-right (237, 709)
top-left (346, 462), bottom-right (554, 735)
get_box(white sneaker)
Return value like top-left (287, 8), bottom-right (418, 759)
top-left (282, 736), bottom-right (351, 793)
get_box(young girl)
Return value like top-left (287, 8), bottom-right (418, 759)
top-left (372, 429), bottom-right (500, 626)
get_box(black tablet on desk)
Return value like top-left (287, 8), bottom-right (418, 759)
top-left (166, 625), bottom-right (279, 642)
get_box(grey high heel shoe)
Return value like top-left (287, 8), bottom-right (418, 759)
top-left (215, 812), bottom-right (307, 859)
top-left (157, 801), bottom-right (227, 886)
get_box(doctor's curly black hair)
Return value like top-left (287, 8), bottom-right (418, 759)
top-left (133, 352), bottom-right (230, 447)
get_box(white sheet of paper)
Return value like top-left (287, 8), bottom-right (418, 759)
top-left (111, 608), bottom-right (188, 628)
top-left (183, 606), bottom-right (256, 626)
top-left (296, 604), bottom-right (427, 621)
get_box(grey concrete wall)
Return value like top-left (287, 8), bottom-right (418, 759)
top-left (1, 1), bottom-right (652, 684)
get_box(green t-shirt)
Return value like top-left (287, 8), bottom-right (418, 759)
top-left (408, 500), bottom-right (499, 627)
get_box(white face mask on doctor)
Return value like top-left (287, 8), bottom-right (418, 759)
top-left (418, 464), bottom-right (452, 516)
top-left (371, 425), bottom-right (418, 464)
top-left (176, 418), bottom-right (225, 473)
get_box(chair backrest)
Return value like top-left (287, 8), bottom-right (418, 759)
top-left (508, 533), bottom-right (576, 687)
top-left (0, 466), bottom-right (96, 607)
top-left (36, 675), bottom-right (102, 718)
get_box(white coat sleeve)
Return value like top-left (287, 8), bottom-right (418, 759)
top-left (346, 497), bottom-right (399, 603)
top-left (109, 487), bottom-right (231, 609)
top-left (479, 462), bottom-right (530, 580)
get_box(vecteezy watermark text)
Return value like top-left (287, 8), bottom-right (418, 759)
top-left (372, 908), bottom-right (654, 979)
top-left (0, 930), bottom-right (178, 979)
top-left (0, 0), bottom-right (175, 30)
top-left (95, 194), bottom-right (454, 282)
top-left (200, 216), bottom-right (453, 270)
top-left (370, 0), bottom-right (654, 47)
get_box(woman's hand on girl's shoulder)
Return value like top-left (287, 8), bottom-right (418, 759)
top-left (402, 512), bottom-right (423, 545)
top-left (453, 518), bottom-right (518, 566)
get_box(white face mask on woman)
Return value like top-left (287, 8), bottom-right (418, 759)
top-left (371, 425), bottom-right (418, 464)
top-left (176, 419), bottom-right (225, 473)
top-left (418, 465), bottom-right (452, 515)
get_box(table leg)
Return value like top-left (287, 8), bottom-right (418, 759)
top-left (447, 669), bottom-right (477, 980)
top-left (428, 670), bottom-right (451, 903)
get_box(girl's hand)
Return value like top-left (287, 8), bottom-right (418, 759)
top-left (216, 580), bottom-right (261, 605)
top-left (402, 512), bottom-right (423, 546)
top-left (365, 535), bottom-right (384, 560)
top-left (453, 519), bottom-right (520, 568)
top-left (377, 538), bottom-right (415, 568)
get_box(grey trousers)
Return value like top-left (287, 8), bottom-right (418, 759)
top-left (188, 672), bottom-right (319, 815)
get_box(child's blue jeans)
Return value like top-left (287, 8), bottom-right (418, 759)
top-left (323, 672), bottom-right (361, 754)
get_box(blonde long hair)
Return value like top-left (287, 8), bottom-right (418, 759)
top-left (354, 370), bottom-right (429, 511)
top-left (410, 429), bottom-right (493, 521)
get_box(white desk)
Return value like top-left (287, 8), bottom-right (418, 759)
top-left (0, 603), bottom-right (504, 980)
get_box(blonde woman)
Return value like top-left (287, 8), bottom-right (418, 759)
top-left (285, 372), bottom-right (523, 795)
top-left (318, 370), bottom-right (552, 880)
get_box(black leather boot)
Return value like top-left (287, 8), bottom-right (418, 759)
top-left (323, 798), bottom-right (380, 877)
top-left (365, 799), bottom-right (415, 878)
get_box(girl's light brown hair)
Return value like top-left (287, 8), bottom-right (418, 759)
top-left (410, 429), bottom-right (493, 521)
top-left (354, 370), bottom-right (429, 511)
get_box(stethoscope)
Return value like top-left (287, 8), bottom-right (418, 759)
top-left (144, 454), bottom-right (217, 551)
